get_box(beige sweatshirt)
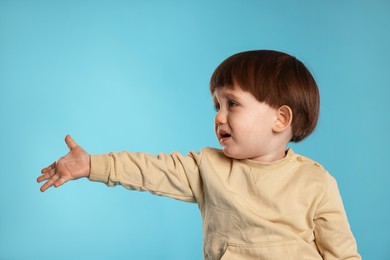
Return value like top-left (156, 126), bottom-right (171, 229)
top-left (89, 148), bottom-right (360, 260)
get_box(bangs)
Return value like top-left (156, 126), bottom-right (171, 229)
top-left (210, 50), bottom-right (289, 105)
top-left (210, 52), bottom-right (257, 94)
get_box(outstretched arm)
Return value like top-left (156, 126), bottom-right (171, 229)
top-left (37, 135), bottom-right (91, 192)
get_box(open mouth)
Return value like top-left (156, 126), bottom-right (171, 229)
top-left (221, 133), bottom-right (231, 138)
top-left (218, 130), bottom-right (231, 142)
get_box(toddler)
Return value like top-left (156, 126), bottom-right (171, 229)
top-left (37, 50), bottom-right (361, 259)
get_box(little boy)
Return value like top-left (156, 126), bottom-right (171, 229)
top-left (38, 50), bottom-right (361, 259)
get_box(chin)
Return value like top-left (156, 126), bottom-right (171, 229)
top-left (221, 147), bottom-right (247, 160)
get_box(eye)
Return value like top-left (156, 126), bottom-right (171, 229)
top-left (228, 100), bottom-right (237, 108)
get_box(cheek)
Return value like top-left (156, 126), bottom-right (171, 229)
top-left (231, 116), bottom-right (256, 137)
top-left (239, 115), bottom-right (273, 138)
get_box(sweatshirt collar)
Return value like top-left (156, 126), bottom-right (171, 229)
top-left (241, 148), bottom-right (295, 169)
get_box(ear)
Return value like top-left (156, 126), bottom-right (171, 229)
top-left (273, 105), bottom-right (293, 133)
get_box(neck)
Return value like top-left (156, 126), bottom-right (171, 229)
top-left (249, 147), bottom-right (288, 163)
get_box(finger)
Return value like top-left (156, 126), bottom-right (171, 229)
top-left (65, 135), bottom-right (78, 150)
top-left (54, 176), bottom-right (69, 188)
top-left (41, 161), bottom-right (56, 174)
top-left (40, 174), bottom-right (60, 192)
top-left (37, 168), bottom-right (56, 183)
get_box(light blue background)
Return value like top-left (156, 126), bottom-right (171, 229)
top-left (1, 0), bottom-right (389, 259)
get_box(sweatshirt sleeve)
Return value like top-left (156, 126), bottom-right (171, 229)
top-left (88, 150), bottom-right (204, 203)
top-left (314, 175), bottom-right (361, 259)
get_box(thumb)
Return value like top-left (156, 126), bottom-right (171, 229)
top-left (65, 135), bottom-right (78, 150)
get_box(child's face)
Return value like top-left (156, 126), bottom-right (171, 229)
top-left (213, 85), bottom-right (280, 162)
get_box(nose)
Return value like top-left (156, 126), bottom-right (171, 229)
top-left (215, 108), bottom-right (227, 125)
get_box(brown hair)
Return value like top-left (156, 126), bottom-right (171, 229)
top-left (210, 50), bottom-right (320, 142)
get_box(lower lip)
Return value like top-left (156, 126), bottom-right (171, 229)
top-left (219, 136), bottom-right (230, 144)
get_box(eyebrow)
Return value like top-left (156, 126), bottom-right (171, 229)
top-left (213, 89), bottom-right (241, 103)
top-left (221, 90), bottom-right (241, 101)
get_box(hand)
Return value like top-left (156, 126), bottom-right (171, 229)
top-left (37, 135), bottom-right (91, 192)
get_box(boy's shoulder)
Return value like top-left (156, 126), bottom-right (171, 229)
top-left (197, 147), bottom-right (229, 164)
top-left (290, 151), bottom-right (326, 170)
top-left (201, 146), bottom-right (224, 155)
top-left (288, 150), bottom-right (336, 184)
